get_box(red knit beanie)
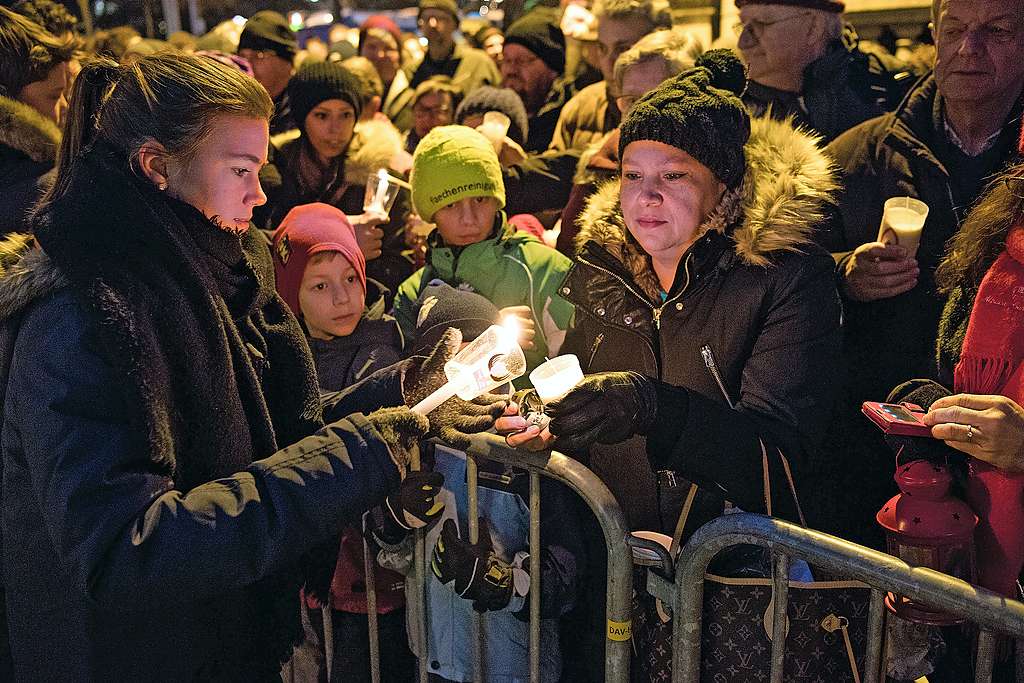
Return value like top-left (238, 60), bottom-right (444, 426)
top-left (272, 203), bottom-right (366, 318)
top-left (735, 0), bottom-right (844, 12)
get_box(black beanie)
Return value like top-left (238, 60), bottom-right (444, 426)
top-left (238, 10), bottom-right (297, 61)
top-left (619, 49), bottom-right (750, 189)
top-left (419, 0), bottom-right (459, 20)
top-left (288, 61), bottom-right (364, 130)
top-left (504, 11), bottom-right (565, 76)
top-left (456, 86), bottom-right (529, 146)
top-left (410, 282), bottom-right (500, 355)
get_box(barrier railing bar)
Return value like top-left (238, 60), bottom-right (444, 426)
top-left (362, 530), bottom-right (380, 683)
top-left (466, 454), bottom-right (484, 681)
top-left (459, 433), bottom-right (633, 683)
top-left (863, 589), bottom-right (886, 683)
top-left (411, 446), bottom-right (429, 683)
top-left (528, 471), bottom-right (544, 683)
top-left (675, 514), bottom-right (1024, 682)
top-left (769, 551), bottom-right (790, 683)
top-left (975, 630), bottom-right (996, 683)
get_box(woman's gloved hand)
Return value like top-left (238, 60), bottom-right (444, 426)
top-left (402, 327), bottom-right (508, 450)
top-left (381, 470), bottom-right (446, 541)
top-left (366, 406), bottom-right (430, 479)
top-left (547, 371), bottom-right (658, 452)
top-left (431, 518), bottom-right (518, 612)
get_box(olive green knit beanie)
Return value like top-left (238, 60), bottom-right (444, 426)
top-left (410, 125), bottom-right (506, 222)
top-left (618, 49), bottom-right (751, 189)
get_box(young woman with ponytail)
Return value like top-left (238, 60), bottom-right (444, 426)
top-left (0, 53), bottom-right (503, 681)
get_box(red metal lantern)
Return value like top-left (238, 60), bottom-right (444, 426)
top-left (876, 459), bottom-right (978, 625)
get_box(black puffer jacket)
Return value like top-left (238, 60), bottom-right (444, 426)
top-left (743, 29), bottom-right (918, 143)
top-left (0, 96), bottom-right (59, 234)
top-left (560, 115), bottom-right (843, 536)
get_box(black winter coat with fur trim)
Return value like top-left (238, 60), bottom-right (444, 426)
top-left (560, 116), bottom-right (843, 537)
top-left (0, 96), bottom-right (59, 234)
top-left (0, 149), bottom-right (406, 681)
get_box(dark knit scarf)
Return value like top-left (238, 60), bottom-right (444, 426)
top-left (32, 143), bottom-right (324, 678)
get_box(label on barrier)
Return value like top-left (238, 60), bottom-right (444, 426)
top-left (607, 619), bottom-right (632, 641)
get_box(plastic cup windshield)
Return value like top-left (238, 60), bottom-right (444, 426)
top-left (529, 354), bottom-right (584, 404)
top-left (411, 322), bottom-right (526, 415)
top-left (479, 111), bottom-right (511, 152)
top-left (363, 169), bottom-right (402, 218)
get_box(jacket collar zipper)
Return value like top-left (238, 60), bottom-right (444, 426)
top-left (653, 251), bottom-right (694, 330)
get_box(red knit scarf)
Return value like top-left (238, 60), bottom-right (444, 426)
top-left (955, 225), bottom-right (1024, 402)
top-left (955, 224), bottom-right (1024, 598)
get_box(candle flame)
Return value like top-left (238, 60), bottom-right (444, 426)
top-left (501, 314), bottom-right (520, 340)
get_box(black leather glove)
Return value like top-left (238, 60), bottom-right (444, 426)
top-left (379, 470), bottom-right (446, 542)
top-left (547, 371), bottom-right (658, 453)
top-left (403, 327), bottom-right (508, 450)
top-left (431, 518), bottom-right (515, 612)
top-left (366, 406), bottom-right (430, 479)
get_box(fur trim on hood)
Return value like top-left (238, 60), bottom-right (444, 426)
top-left (0, 96), bottom-right (61, 164)
top-left (0, 233), bottom-right (66, 322)
top-left (344, 118), bottom-right (411, 184)
top-left (575, 116), bottom-right (838, 287)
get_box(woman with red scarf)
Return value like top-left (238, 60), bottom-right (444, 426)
top-left (924, 154), bottom-right (1024, 599)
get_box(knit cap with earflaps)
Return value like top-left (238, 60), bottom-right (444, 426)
top-left (410, 125), bottom-right (506, 222)
top-left (618, 48), bottom-right (751, 189)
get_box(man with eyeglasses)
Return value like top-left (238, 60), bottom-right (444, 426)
top-left (499, 9), bottom-right (574, 153)
top-left (814, 0), bottom-right (1024, 552)
top-left (548, 0), bottom-right (671, 154)
top-left (407, 0), bottom-right (499, 96)
top-left (237, 10), bottom-right (297, 135)
top-left (735, 0), bottom-right (914, 143)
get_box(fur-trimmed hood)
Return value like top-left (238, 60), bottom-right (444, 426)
top-left (344, 117), bottom-right (411, 183)
top-left (575, 116), bottom-right (838, 287)
top-left (0, 95), bottom-right (61, 164)
top-left (0, 233), bottom-right (66, 323)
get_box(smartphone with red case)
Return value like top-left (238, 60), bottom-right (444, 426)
top-left (862, 401), bottom-right (935, 438)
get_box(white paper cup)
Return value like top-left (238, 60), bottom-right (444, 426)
top-left (529, 354), bottom-right (584, 404)
top-left (478, 111), bottom-right (511, 153)
top-left (877, 196), bottom-right (929, 258)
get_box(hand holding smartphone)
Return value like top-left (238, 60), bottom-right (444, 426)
top-left (862, 401), bottom-right (935, 438)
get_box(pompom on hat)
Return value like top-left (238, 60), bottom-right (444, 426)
top-left (410, 125), bottom-right (506, 223)
top-left (618, 48), bottom-right (751, 189)
top-left (271, 203), bottom-right (367, 318)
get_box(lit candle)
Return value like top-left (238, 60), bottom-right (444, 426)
top-left (529, 355), bottom-right (584, 404)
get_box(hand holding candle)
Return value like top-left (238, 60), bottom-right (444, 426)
top-left (412, 319), bottom-right (527, 415)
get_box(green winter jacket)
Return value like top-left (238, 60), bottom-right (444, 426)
top-left (394, 214), bottom-right (574, 375)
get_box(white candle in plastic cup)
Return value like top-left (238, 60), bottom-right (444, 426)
top-left (878, 197), bottom-right (928, 258)
top-left (478, 111), bottom-right (511, 153)
top-left (529, 354), bottom-right (584, 404)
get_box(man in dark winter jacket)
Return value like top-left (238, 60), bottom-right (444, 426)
top-left (816, 0), bottom-right (1024, 546)
top-left (237, 11), bottom-right (298, 135)
top-left (408, 0), bottom-right (500, 94)
top-left (735, 0), bottom-right (917, 143)
top-left (500, 10), bottom-right (576, 153)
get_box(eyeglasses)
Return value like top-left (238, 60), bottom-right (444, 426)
top-left (501, 53), bottom-right (541, 70)
top-left (413, 104), bottom-right (452, 117)
top-left (733, 13), bottom-right (811, 39)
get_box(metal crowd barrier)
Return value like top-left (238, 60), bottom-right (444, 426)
top-left (354, 432), bottom-right (633, 683)
top-left (637, 512), bottom-right (1024, 683)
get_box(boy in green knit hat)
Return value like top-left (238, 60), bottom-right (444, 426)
top-left (394, 125), bottom-right (573, 374)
